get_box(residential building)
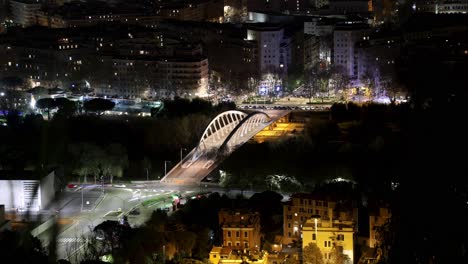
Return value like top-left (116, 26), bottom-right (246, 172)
top-left (210, 209), bottom-right (266, 264)
top-left (247, 25), bottom-right (286, 74)
top-left (35, 1), bottom-right (159, 28)
top-left (302, 216), bottom-right (355, 263)
top-left (369, 207), bottom-right (391, 248)
top-left (157, 2), bottom-right (205, 21)
top-left (333, 21), bottom-right (370, 80)
top-left (416, 0), bottom-right (468, 14)
top-left (328, 0), bottom-right (371, 14)
top-left (218, 208), bottom-right (261, 249)
top-left (10, 0), bottom-right (41, 27)
top-left (283, 192), bottom-right (357, 245)
top-left (283, 193), bottom-right (335, 245)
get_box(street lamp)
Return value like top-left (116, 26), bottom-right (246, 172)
top-left (164, 161), bottom-right (170, 177)
top-left (311, 214), bottom-right (321, 244)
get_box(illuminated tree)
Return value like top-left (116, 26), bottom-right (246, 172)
top-left (329, 246), bottom-right (351, 264)
top-left (303, 243), bottom-right (324, 264)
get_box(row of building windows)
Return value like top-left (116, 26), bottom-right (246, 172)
top-left (310, 233), bottom-right (345, 241)
top-left (226, 241), bottom-right (249, 247)
top-left (227, 231), bottom-right (248, 238)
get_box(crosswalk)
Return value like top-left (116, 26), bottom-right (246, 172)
top-left (57, 237), bottom-right (85, 243)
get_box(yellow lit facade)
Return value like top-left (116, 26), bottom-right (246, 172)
top-left (209, 247), bottom-right (268, 264)
top-left (219, 209), bottom-right (261, 249)
top-left (302, 217), bottom-right (355, 263)
top-left (283, 193), bottom-right (339, 245)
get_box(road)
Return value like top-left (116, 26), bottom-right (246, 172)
top-left (40, 185), bottom-right (175, 261)
top-left (32, 181), bottom-right (291, 262)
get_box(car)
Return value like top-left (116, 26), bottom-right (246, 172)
top-left (67, 184), bottom-right (78, 189)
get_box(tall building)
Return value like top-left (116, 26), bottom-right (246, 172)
top-left (416, 0), bottom-right (468, 14)
top-left (218, 209), bottom-right (261, 249)
top-left (247, 25), bottom-right (286, 74)
top-left (333, 21), bottom-right (370, 80)
top-left (10, 0), bottom-right (41, 27)
top-left (302, 216), bottom-right (355, 263)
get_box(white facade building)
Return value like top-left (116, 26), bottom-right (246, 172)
top-left (247, 25), bottom-right (286, 74)
top-left (333, 24), bottom-right (369, 79)
top-left (0, 170), bottom-right (56, 211)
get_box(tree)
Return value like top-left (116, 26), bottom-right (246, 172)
top-left (330, 66), bottom-right (350, 101)
top-left (329, 246), bottom-right (351, 264)
top-left (305, 64), bottom-right (320, 104)
top-left (35, 98), bottom-right (56, 120)
top-left (0, 230), bottom-right (48, 263)
top-left (302, 243), bottom-right (324, 264)
top-left (102, 143), bottom-right (128, 184)
top-left (83, 98), bottom-right (115, 115)
top-left (54, 98), bottom-right (77, 118)
top-left (69, 143), bottom-right (103, 183)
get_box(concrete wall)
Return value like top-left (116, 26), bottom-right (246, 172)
top-left (0, 170), bottom-right (56, 211)
top-left (40, 170), bottom-right (56, 209)
top-left (0, 180), bottom-right (25, 209)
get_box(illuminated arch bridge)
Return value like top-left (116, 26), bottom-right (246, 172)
top-left (160, 110), bottom-right (288, 185)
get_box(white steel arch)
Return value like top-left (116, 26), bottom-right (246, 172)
top-left (219, 112), bottom-right (271, 154)
top-left (194, 110), bottom-right (248, 158)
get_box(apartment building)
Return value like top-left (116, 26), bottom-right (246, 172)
top-left (283, 192), bottom-right (358, 245)
top-left (302, 217), bottom-right (355, 263)
top-left (10, 0), bottom-right (41, 27)
top-left (333, 21), bottom-right (370, 80)
top-left (218, 208), bottom-right (261, 249)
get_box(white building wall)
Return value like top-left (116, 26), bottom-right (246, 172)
top-left (0, 171), bottom-right (56, 211)
top-left (247, 28), bottom-right (284, 74)
top-left (0, 180), bottom-right (27, 210)
top-left (333, 29), bottom-right (367, 78)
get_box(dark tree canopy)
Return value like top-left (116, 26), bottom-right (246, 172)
top-left (0, 76), bottom-right (25, 88)
top-left (84, 98), bottom-right (115, 114)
